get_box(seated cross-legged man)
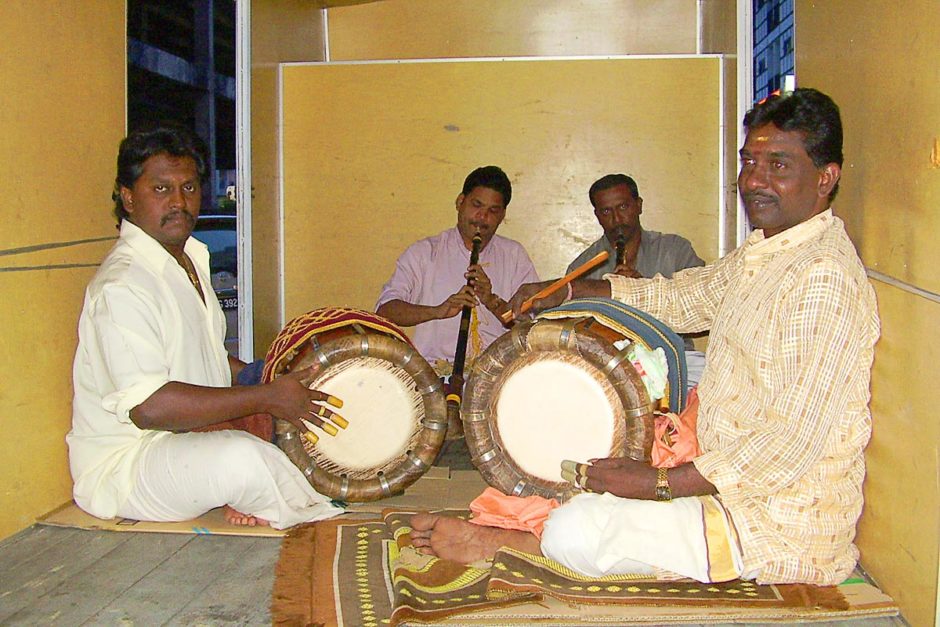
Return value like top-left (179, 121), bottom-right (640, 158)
top-left (412, 88), bottom-right (880, 585)
top-left (68, 124), bottom-right (343, 529)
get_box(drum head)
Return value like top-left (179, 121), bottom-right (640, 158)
top-left (463, 318), bottom-right (654, 501)
top-left (494, 354), bottom-right (619, 484)
top-left (306, 357), bottom-right (422, 475)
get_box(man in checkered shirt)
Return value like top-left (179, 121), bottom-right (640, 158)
top-left (412, 88), bottom-right (879, 587)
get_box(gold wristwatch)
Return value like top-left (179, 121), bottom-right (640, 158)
top-left (655, 467), bottom-right (673, 502)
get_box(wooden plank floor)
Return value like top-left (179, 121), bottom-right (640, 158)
top-left (0, 524), bottom-right (908, 626)
top-left (0, 525), bottom-right (279, 626)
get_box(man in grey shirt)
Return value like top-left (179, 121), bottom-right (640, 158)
top-left (568, 174), bottom-right (704, 280)
top-left (568, 173), bottom-right (705, 378)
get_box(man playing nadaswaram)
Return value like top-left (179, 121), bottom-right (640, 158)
top-left (375, 166), bottom-right (538, 374)
top-left (411, 88), bottom-right (880, 586)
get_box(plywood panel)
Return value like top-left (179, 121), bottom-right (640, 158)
top-left (0, 0), bottom-right (125, 540)
top-left (327, 0), bottom-right (699, 60)
top-left (858, 281), bottom-right (939, 627)
top-left (280, 57), bottom-right (724, 320)
top-left (796, 1), bottom-right (940, 294)
top-left (700, 0), bottom-right (737, 54)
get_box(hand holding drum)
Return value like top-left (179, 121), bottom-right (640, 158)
top-left (265, 365), bottom-right (346, 445)
top-left (561, 457), bottom-right (656, 499)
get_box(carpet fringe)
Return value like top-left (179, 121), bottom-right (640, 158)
top-left (271, 523), bottom-right (318, 626)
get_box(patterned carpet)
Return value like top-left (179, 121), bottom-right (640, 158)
top-left (271, 511), bottom-right (899, 626)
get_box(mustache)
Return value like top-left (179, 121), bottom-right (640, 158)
top-left (609, 224), bottom-right (629, 238)
top-left (743, 192), bottom-right (778, 205)
top-left (161, 210), bottom-right (196, 227)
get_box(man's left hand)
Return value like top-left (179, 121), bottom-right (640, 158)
top-left (612, 263), bottom-right (643, 279)
top-left (571, 457), bottom-right (657, 499)
top-left (466, 264), bottom-right (494, 306)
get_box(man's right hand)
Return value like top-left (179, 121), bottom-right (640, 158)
top-left (262, 366), bottom-right (345, 437)
top-left (507, 279), bottom-right (566, 318)
top-left (435, 285), bottom-right (478, 319)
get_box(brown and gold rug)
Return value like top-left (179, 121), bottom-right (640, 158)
top-left (272, 510), bottom-right (899, 626)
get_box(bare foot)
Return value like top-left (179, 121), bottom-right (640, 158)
top-left (223, 505), bottom-right (270, 527)
top-left (409, 513), bottom-right (540, 564)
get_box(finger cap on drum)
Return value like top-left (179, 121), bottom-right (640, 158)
top-left (303, 430), bottom-right (319, 446)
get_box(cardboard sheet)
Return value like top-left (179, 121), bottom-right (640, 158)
top-left (38, 466), bottom-right (487, 536)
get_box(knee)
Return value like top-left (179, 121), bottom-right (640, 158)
top-left (211, 432), bottom-right (272, 480)
top-left (541, 496), bottom-right (605, 575)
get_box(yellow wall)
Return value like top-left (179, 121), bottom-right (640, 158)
top-left (251, 0), bottom-right (326, 354)
top-left (700, 0), bottom-right (737, 55)
top-left (796, 2), bottom-right (940, 625)
top-left (280, 57), bottom-right (726, 319)
top-left (327, 0), bottom-right (700, 60)
top-left (0, 0), bottom-right (125, 540)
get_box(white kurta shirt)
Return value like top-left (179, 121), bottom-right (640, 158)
top-left (68, 220), bottom-right (230, 518)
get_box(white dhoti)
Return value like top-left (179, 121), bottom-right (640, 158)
top-left (118, 430), bottom-right (342, 529)
top-left (540, 492), bottom-right (747, 582)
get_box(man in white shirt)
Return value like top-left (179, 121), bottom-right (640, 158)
top-left (68, 125), bottom-right (342, 529)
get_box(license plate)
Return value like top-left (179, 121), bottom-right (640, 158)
top-left (220, 297), bottom-right (238, 310)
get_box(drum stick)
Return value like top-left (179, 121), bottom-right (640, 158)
top-left (500, 250), bottom-right (609, 323)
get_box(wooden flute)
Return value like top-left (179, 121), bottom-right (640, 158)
top-left (615, 234), bottom-right (627, 267)
top-left (444, 232), bottom-right (482, 431)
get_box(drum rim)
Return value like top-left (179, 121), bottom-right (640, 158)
top-left (463, 318), bottom-right (654, 502)
top-left (274, 332), bottom-right (447, 502)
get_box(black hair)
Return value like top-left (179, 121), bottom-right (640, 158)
top-left (461, 165), bottom-right (512, 206)
top-left (588, 174), bottom-right (640, 207)
top-left (743, 88), bottom-right (843, 201)
top-left (112, 123), bottom-right (208, 224)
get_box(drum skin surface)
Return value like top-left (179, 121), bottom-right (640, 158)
top-left (267, 308), bottom-right (447, 502)
top-left (463, 316), bottom-right (654, 501)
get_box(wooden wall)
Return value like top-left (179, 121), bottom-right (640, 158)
top-left (0, 0), bottom-right (125, 539)
top-left (251, 0), bottom-right (327, 355)
top-left (327, 0), bottom-right (700, 59)
top-left (253, 0), bottom-right (735, 340)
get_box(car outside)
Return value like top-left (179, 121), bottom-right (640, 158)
top-left (191, 214), bottom-right (239, 356)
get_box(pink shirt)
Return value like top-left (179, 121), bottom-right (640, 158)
top-left (376, 227), bottom-right (539, 369)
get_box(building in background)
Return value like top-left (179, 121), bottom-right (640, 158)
top-left (127, 0), bottom-right (236, 211)
top-left (753, 0), bottom-right (794, 102)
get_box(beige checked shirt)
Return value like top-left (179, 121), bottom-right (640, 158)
top-left (608, 210), bottom-right (880, 585)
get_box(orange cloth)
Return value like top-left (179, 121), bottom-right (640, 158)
top-left (468, 487), bottom-right (560, 539)
top-left (651, 386), bottom-right (701, 468)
